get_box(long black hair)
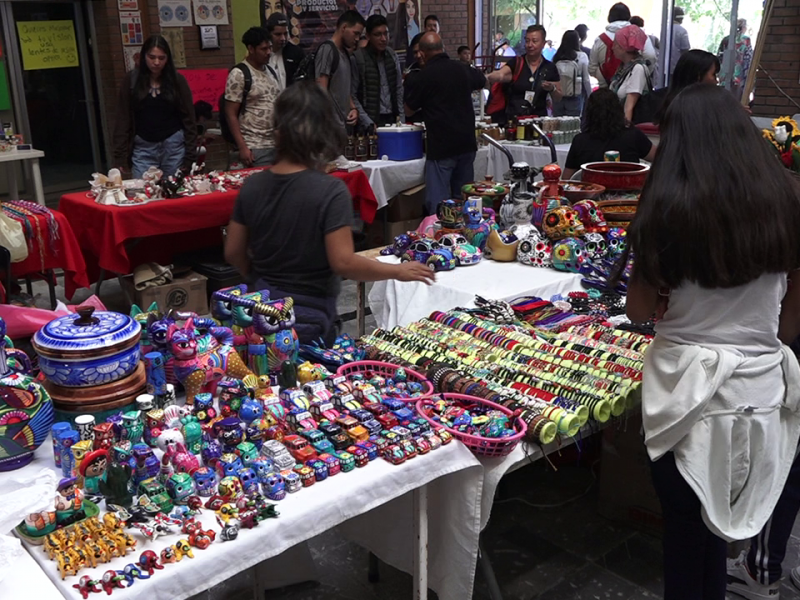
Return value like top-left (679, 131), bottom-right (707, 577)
top-left (627, 84), bottom-right (800, 289)
top-left (552, 30), bottom-right (580, 64)
top-left (584, 88), bottom-right (627, 140)
top-left (655, 49), bottom-right (720, 123)
top-left (134, 35), bottom-right (181, 106)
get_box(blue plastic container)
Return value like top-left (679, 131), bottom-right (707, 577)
top-left (377, 125), bottom-right (424, 161)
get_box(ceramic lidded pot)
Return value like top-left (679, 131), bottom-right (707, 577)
top-left (33, 306), bottom-right (141, 388)
top-left (0, 317), bottom-right (54, 471)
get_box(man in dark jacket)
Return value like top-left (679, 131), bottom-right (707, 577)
top-left (265, 13), bottom-right (305, 90)
top-left (405, 32), bottom-right (486, 215)
top-left (352, 15), bottom-right (403, 129)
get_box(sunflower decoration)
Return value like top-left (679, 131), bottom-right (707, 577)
top-left (763, 117), bottom-right (800, 172)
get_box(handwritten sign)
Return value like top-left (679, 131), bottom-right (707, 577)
top-left (179, 69), bottom-right (228, 111)
top-left (17, 20), bottom-right (79, 71)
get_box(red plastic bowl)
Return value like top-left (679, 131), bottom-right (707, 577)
top-left (580, 162), bottom-right (650, 191)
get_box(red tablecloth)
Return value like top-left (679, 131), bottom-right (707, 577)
top-left (9, 208), bottom-right (89, 300)
top-left (59, 170), bottom-right (378, 278)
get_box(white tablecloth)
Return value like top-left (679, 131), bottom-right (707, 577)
top-left (369, 256), bottom-right (584, 329)
top-left (11, 441), bottom-right (483, 600)
top-left (484, 142), bottom-right (572, 182)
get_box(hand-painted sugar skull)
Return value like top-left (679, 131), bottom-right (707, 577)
top-left (250, 456), bottom-right (275, 482)
top-left (218, 475), bottom-right (243, 498)
top-left (237, 467), bottom-right (259, 496)
top-left (582, 233), bottom-right (608, 261)
top-left (573, 200), bottom-right (608, 233)
top-left (262, 472), bottom-right (286, 501)
top-left (166, 472), bottom-right (196, 504)
top-left (192, 467), bottom-right (216, 497)
top-left (543, 207), bottom-right (585, 241)
top-left (551, 237), bottom-right (587, 272)
top-left (517, 229), bottom-right (552, 267)
top-left (236, 441), bottom-right (259, 466)
top-left (238, 397), bottom-right (263, 424)
top-left (216, 452), bottom-right (244, 479)
top-left (606, 227), bottom-right (627, 258)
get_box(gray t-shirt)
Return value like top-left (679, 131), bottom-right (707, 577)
top-left (231, 169), bottom-right (353, 297)
top-left (315, 41), bottom-right (353, 127)
top-left (670, 23), bottom-right (690, 76)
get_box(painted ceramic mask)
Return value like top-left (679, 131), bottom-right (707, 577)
top-left (192, 467), bottom-right (216, 497)
top-left (573, 200), bottom-right (608, 233)
top-left (216, 452), bottom-right (244, 479)
top-left (517, 229), bottom-right (552, 267)
top-left (582, 232), bottom-right (608, 261)
top-left (543, 207), bottom-right (585, 241)
top-left (552, 238), bottom-right (587, 272)
top-left (606, 227), bottom-right (627, 258)
top-left (262, 472), bottom-right (286, 501)
top-left (237, 467), bottom-right (259, 495)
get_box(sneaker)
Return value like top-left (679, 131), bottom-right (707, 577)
top-left (791, 566), bottom-right (800, 591)
top-left (727, 558), bottom-right (781, 600)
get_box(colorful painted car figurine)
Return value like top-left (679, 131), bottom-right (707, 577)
top-left (347, 445), bottom-right (369, 468)
top-left (307, 458), bottom-right (329, 481)
top-left (400, 239), bottom-right (457, 272)
top-left (336, 415), bottom-right (369, 443)
top-left (413, 437), bottom-right (431, 455)
top-left (318, 453), bottom-right (341, 476)
top-left (137, 479), bottom-right (173, 513)
top-left (299, 428), bottom-right (335, 454)
top-left (260, 440), bottom-right (296, 471)
top-left (355, 440), bottom-right (379, 461)
top-left (284, 470), bottom-right (302, 493)
top-left (335, 450), bottom-right (356, 472)
top-left (282, 434), bottom-right (318, 463)
top-left (439, 233), bottom-right (483, 266)
top-left (400, 439), bottom-right (417, 459)
top-left (382, 444), bottom-right (406, 465)
top-left (294, 464), bottom-right (316, 487)
top-left (318, 421), bottom-right (351, 451)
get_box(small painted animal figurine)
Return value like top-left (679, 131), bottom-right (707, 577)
top-left (211, 284), bottom-right (250, 328)
top-left (249, 297), bottom-right (299, 377)
top-left (131, 302), bottom-right (160, 352)
top-left (168, 318), bottom-right (256, 404)
top-left (462, 201), bottom-right (497, 251)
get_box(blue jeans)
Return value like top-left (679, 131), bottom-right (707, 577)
top-left (424, 151), bottom-right (476, 215)
top-left (553, 96), bottom-right (583, 117)
top-left (131, 129), bottom-right (185, 178)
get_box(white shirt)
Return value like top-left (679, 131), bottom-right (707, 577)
top-left (269, 49), bottom-right (286, 91)
top-left (643, 273), bottom-right (800, 541)
top-left (615, 63), bottom-right (648, 100)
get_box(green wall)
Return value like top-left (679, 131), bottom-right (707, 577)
top-left (231, 0), bottom-right (259, 61)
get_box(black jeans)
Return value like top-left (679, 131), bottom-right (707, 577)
top-left (649, 451), bottom-right (728, 600)
top-left (746, 444), bottom-right (800, 584)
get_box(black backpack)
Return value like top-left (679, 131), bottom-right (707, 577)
top-left (294, 40), bottom-right (339, 82)
top-left (219, 63), bottom-right (252, 144)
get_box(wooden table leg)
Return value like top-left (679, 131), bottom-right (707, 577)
top-left (357, 280), bottom-right (367, 337)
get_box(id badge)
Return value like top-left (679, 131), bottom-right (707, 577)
top-left (524, 91), bottom-right (536, 104)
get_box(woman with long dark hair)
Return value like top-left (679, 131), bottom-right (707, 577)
top-left (551, 30), bottom-right (592, 117)
top-left (113, 35), bottom-right (197, 178)
top-left (224, 83), bottom-right (433, 344)
top-left (654, 49), bottom-right (720, 123)
top-left (622, 84), bottom-right (800, 600)
top-left (562, 88), bottom-right (655, 179)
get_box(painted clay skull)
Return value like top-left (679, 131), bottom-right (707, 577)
top-left (262, 472), bottom-right (286, 501)
top-left (582, 233), bottom-right (608, 261)
top-left (551, 237), bottom-right (587, 272)
top-left (542, 207), bottom-right (585, 241)
top-left (606, 227), bottom-right (628, 258)
top-left (250, 456), bottom-right (275, 482)
top-left (218, 475), bottom-right (243, 498)
top-left (573, 200), bottom-right (608, 233)
top-left (237, 467), bottom-right (259, 496)
top-left (216, 453), bottom-right (244, 479)
top-left (192, 467), bottom-right (216, 497)
top-left (517, 229), bottom-right (552, 267)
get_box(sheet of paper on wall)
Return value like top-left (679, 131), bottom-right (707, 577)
top-left (158, 0), bottom-right (194, 27)
top-left (119, 11), bottom-right (144, 46)
top-left (193, 0), bottom-right (229, 25)
top-left (123, 46), bottom-right (139, 72)
top-left (160, 28), bottom-right (187, 67)
top-left (16, 21), bottom-right (79, 70)
top-left (118, 0), bottom-right (138, 10)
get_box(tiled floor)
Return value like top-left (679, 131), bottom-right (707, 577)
top-left (21, 275), bottom-right (800, 600)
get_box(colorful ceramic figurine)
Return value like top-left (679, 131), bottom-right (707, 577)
top-left (79, 449), bottom-right (109, 495)
top-left (551, 237), bottom-right (587, 273)
top-left (192, 393), bottom-right (216, 425)
top-left (167, 319), bottom-right (257, 404)
top-left (131, 302), bottom-right (160, 352)
top-left (180, 415), bottom-right (203, 455)
top-left (249, 297), bottom-right (299, 378)
top-left (210, 284), bottom-right (249, 328)
top-left (461, 199), bottom-right (496, 251)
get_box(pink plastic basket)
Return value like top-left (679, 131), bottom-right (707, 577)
top-left (335, 360), bottom-right (434, 397)
top-left (415, 393), bottom-right (527, 457)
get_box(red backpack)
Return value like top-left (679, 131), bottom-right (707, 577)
top-left (486, 57), bottom-right (525, 116)
top-left (599, 33), bottom-right (621, 83)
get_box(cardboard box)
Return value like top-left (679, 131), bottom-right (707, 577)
top-left (124, 270), bottom-right (209, 315)
top-left (386, 184), bottom-right (425, 222)
top-left (596, 412), bottom-right (663, 535)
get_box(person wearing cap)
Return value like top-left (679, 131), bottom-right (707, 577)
top-left (575, 24), bottom-right (591, 58)
top-left (671, 7), bottom-right (691, 79)
top-left (265, 12), bottom-right (305, 91)
top-left (609, 24), bottom-right (651, 123)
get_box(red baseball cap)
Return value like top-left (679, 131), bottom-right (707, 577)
top-left (615, 25), bottom-right (647, 53)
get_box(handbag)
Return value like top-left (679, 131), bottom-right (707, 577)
top-left (0, 212), bottom-right (28, 263)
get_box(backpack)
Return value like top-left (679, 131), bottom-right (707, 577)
top-left (486, 57), bottom-right (525, 116)
top-left (599, 33), bottom-right (621, 84)
top-left (555, 58), bottom-right (580, 97)
top-left (219, 63), bottom-right (252, 145)
top-left (294, 40), bottom-right (339, 82)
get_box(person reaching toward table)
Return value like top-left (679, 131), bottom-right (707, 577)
top-left (225, 82), bottom-right (434, 345)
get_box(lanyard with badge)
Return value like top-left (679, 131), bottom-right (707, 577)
top-left (524, 59), bottom-right (544, 106)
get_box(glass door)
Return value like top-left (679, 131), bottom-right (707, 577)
top-left (5, 1), bottom-right (103, 193)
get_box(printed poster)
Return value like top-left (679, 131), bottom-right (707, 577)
top-left (158, 0), bottom-right (194, 27)
top-left (123, 46), bottom-right (140, 71)
top-left (118, 0), bottom-right (139, 10)
top-left (119, 11), bottom-right (144, 46)
top-left (160, 28), bottom-right (187, 67)
top-left (263, 0), bottom-right (413, 53)
top-left (193, 0), bottom-right (229, 25)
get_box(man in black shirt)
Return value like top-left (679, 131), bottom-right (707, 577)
top-left (405, 32), bottom-right (486, 215)
top-left (265, 13), bottom-right (305, 90)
